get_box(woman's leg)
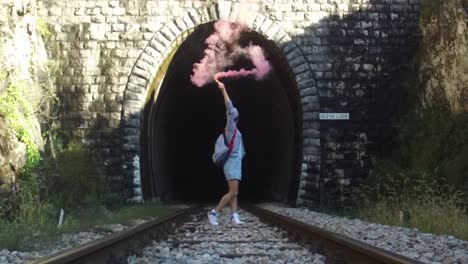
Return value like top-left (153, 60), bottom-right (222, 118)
top-left (229, 195), bottom-right (238, 214)
top-left (215, 180), bottom-right (239, 212)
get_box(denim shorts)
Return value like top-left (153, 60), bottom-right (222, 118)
top-left (223, 156), bottom-right (242, 181)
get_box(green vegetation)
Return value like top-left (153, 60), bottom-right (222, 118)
top-left (0, 84), bottom-right (170, 249)
top-left (40, 144), bottom-right (111, 212)
top-left (357, 193), bottom-right (468, 239)
top-left (355, 85), bottom-right (468, 240)
top-left (354, 0), bottom-right (468, 240)
top-left (0, 15), bottom-right (172, 252)
top-left (0, 82), bottom-right (42, 222)
top-left (0, 82), bottom-right (41, 170)
top-left (0, 83), bottom-right (170, 250)
top-left (354, 160), bottom-right (468, 239)
top-left (0, 143), bottom-right (173, 250)
top-left (37, 18), bottom-right (51, 42)
top-left (0, 199), bottom-right (172, 251)
top-left (396, 108), bottom-right (468, 190)
top-left (0, 81), bottom-right (47, 248)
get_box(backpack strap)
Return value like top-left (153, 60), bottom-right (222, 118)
top-left (223, 127), bottom-right (237, 154)
top-left (228, 128), bottom-right (237, 153)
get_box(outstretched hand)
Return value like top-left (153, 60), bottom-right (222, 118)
top-left (214, 76), bottom-right (231, 103)
top-left (213, 76), bottom-right (225, 90)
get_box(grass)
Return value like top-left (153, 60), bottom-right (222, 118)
top-left (356, 0), bottom-right (468, 240)
top-left (0, 201), bottom-right (174, 251)
top-left (353, 95), bottom-right (468, 240)
top-left (0, 144), bottom-right (175, 251)
top-left (356, 192), bottom-right (468, 240)
top-left (354, 162), bottom-right (468, 240)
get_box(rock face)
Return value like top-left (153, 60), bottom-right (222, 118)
top-left (0, 0), bottom-right (52, 198)
top-left (0, 116), bottom-right (26, 196)
top-left (418, 0), bottom-right (468, 113)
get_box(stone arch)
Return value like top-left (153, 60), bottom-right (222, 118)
top-left (121, 3), bottom-right (320, 205)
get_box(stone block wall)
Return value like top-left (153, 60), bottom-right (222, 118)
top-left (37, 0), bottom-right (420, 208)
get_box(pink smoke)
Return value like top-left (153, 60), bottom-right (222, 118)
top-left (214, 69), bottom-right (256, 80)
top-left (247, 45), bottom-right (271, 79)
top-left (191, 20), bottom-right (271, 87)
top-left (214, 45), bottom-right (271, 81)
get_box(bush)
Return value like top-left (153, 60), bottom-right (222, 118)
top-left (0, 143), bottom-right (113, 250)
top-left (40, 144), bottom-right (112, 213)
top-left (354, 104), bottom-right (468, 240)
top-left (394, 108), bottom-right (468, 193)
top-left (354, 155), bottom-right (468, 240)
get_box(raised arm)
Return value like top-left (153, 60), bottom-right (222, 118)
top-left (214, 77), bottom-right (238, 136)
top-left (214, 78), bottom-right (231, 104)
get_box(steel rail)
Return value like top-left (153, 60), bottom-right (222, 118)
top-left (245, 205), bottom-right (423, 264)
top-left (31, 205), bottom-right (200, 264)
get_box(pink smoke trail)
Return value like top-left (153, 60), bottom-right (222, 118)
top-left (191, 20), bottom-right (271, 87)
top-left (214, 69), bottom-right (256, 80)
top-left (214, 45), bottom-right (271, 81)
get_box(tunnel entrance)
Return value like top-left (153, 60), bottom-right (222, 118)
top-left (141, 22), bottom-right (303, 204)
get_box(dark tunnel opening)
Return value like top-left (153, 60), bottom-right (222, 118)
top-left (141, 22), bottom-right (303, 204)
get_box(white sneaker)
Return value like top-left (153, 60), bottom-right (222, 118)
top-left (207, 209), bottom-right (219, 225)
top-left (231, 212), bottom-right (243, 224)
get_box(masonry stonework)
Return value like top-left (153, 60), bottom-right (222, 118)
top-left (37, 0), bottom-right (420, 209)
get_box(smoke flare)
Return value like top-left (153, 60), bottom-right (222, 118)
top-left (191, 20), bottom-right (271, 87)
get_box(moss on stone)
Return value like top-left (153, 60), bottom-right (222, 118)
top-left (0, 81), bottom-right (43, 222)
top-left (37, 17), bottom-right (50, 42)
top-left (0, 83), bottom-right (41, 170)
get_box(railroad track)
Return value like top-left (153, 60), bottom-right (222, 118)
top-left (32, 205), bottom-right (421, 264)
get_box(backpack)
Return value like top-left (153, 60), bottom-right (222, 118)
top-left (212, 128), bottom-right (237, 167)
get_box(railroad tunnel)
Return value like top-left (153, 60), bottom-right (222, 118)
top-left (141, 22), bottom-right (304, 203)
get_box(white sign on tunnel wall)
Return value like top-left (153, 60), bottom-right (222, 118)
top-left (319, 113), bottom-right (350, 120)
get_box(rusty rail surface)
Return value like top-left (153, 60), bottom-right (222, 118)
top-left (245, 205), bottom-right (422, 264)
top-left (31, 205), bottom-right (200, 264)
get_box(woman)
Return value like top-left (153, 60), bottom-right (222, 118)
top-left (207, 78), bottom-right (246, 225)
